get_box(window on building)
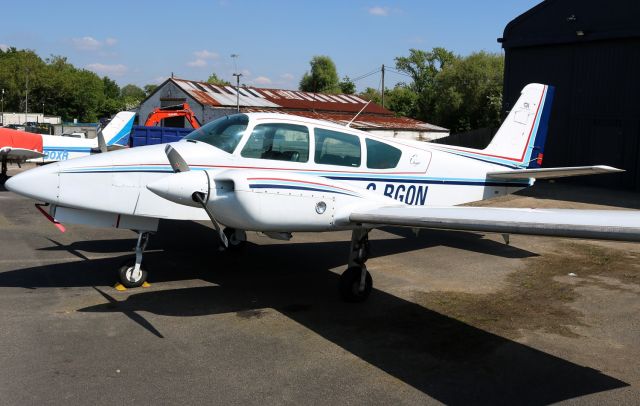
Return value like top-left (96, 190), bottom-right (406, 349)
top-left (366, 138), bottom-right (402, 169)
top-left (241, 123), bottom-right (309, 162)
top-left (314, 128), bottom-right (361, 167)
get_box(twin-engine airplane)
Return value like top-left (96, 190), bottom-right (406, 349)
top-left (6, 84), bottom-right (640, 302)
top-left (0, 111), bottom-right (136, 177)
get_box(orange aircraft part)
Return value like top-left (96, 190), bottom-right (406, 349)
top-left (143, 103), bottom-right (201, 129)
top-left (0, 127), bottom-right (43, 152)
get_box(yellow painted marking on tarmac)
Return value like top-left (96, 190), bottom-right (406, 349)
top-left (114, 283), bottom-right (127, 291)
top-left (142, 281), bottom-right (151, 288)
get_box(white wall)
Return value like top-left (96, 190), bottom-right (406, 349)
top-left (1, 112), bottom-right (62, 125)
top-left (366, 129), bottom-right (450, 142)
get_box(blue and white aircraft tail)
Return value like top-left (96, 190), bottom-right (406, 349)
top-left (483, 83), bottom-right (553, 169)
top-left (101, 111), bottom-right (137, 147)
top-left (432, 83), bottom-right (619, 180)
top-left (33, 111), bottom-right (136, 163)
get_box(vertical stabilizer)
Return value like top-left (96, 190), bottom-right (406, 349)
top-left (483, 83), bottom-right (554, 168)
top-left (102, 111), bottom-right (136, 147)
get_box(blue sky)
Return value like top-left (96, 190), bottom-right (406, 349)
top-left (1, 0), bottom-right (541, 92)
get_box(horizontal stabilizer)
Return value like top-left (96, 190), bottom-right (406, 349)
top-left (350, 206), bottom-right (640, 242)
top-left (486, 165), bottom-right (623, 180)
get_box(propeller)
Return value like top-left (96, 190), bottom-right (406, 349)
top-left (163, 145), bottom-right (229, 248)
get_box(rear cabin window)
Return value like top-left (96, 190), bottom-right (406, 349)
top-left (366, 138), bottom-right (402, 169)
top-left (241, 123), bottom-right (309, 162)
top-left (314, 128), bottom-right (361, 167)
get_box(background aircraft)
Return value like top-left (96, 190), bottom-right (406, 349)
top-left (6, 84), bottom-right (639, 302)
top-left (0, 111), bottom-right (136, 177)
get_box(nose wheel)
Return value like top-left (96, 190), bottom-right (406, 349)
top-left (117, 231), bottom-right (151, 288)
top-left (340, 228), bottom-right (373, 302)
top-left (118, 260), bottom-right (148, 288)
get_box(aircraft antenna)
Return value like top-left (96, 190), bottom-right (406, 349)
top-left (346, 99), bottom-right (372, 128)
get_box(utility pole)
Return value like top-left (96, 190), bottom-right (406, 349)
top-left (25, 68), bottom-right (29, 119)
top-left (381, 64), bottom-right (385, 109)
top-left (1, 89), bottom-right (4, 125)
top-left (231, 54), bottom-right (241, 113)
top-left (233, 73), bottom-right (242, 112)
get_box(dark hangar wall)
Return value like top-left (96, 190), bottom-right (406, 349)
top-left (500, 0), bottom-right (640, 190)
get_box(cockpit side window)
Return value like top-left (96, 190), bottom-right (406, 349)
top-left (241, 123), bottom-right (309, 162)
top-left (366, 138), bottom-right (402, 169)
top-left (314, 128), bottom-right (361, 167)
top-left (184, 114), bottom-right (248, 153)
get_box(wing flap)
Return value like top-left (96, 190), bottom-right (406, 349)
top-left (487, 165), bottom-right (623, 179)
top-left (350, 206), bottom-right (640, 242)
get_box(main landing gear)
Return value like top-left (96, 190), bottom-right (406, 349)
top-left (118, 231), bottom-right (151, 288)
top-left (340, 228), bottom-right (373, 303)
top-left (223, 227), bottom-right (247, 251)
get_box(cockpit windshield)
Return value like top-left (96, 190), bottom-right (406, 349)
top-left (184, 114), bottom-right (249, 153)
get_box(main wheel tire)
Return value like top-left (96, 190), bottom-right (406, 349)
top-left (223, 227), bottom-right (247, 250)
top-left (117, 259), bottom-right (148, 288)
top-left (339, 266), bottom-right (372, 303)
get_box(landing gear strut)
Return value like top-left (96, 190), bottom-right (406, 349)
top-left (340, 228), bottom-right (373, 302)
top-left (118, 232), bottom-right (151, 288)
top-left (1, 156), bottom-right (7, 180)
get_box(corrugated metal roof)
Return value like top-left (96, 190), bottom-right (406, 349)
top-left (167, 78), bottom-right (448, 132)
top-left (171, 78), bottom-right (390, 114)
top-left (242, 108), bottom-right (449, 132)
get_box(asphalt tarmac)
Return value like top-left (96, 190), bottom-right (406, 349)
top-left (1, 164), bottom-right (639, 405)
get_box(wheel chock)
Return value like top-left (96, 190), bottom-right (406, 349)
top-left (142, 281), bottom-right (151, 288)
top-left (114, 283), bottom-right (127, 291)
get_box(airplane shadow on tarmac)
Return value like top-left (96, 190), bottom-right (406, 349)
top-left (0, 220), bottom-right (628, 404)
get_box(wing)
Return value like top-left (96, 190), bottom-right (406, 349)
top-left (487, 165), bottom-right (623, 180)
top-left (0, 147), bottom-right (45, 160)
top-left (350, 206), bottom-right (640, 242)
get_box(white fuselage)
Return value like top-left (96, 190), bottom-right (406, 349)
top-left (33, 134), bottom-right (99, 163)
top-left (7, 113), bottom-right (531, 233)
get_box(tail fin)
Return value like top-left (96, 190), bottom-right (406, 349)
top-left (483, 83), bottom-right (555, 168)
top-left (102, 111), bottom-right (136, 147)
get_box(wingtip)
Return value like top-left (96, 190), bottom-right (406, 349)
top-left (595, 165), bottom-right (625, 173)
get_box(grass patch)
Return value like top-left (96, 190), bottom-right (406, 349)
top-left (414, 242), bottom-right (640, 339)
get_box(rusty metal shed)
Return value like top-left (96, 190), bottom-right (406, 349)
top-left (138, 78), bottom-right (448, 141)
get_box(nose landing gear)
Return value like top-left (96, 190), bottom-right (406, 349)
top-left (117, 232), bottom-right (151, 288)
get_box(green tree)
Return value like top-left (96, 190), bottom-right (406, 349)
top-left (143, 84), bottom-right (158, 96)
top-left (120, 84), bottom-right (145, 109)
top-left (299, 55), bottom-right (340, 93)
top-left (394, 47), bottom-right (458, 121)
top-left (433, 51), bottom-right (504, 132)
top-left (385, 85), bottom-right (419, 118)
top-left (207, 72), bottom-right (230, 86)
top-left (339, 76), bottom-right (356, 94)
top-left (0, 48), bottom-right (124, 121)
top-left (102, 77), bottom-right (120, 99)
top-left (120, 84), bottom-right (145, 100)
top-left (359, 87), bottom-right (382, 104)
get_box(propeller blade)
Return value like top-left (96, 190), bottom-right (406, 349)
top-left (161, 144), bottom-right (228, 248)
top-left (192, 191), bottom-right (229, 248)
top-left (165, 144), bottom-right (190, 173)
